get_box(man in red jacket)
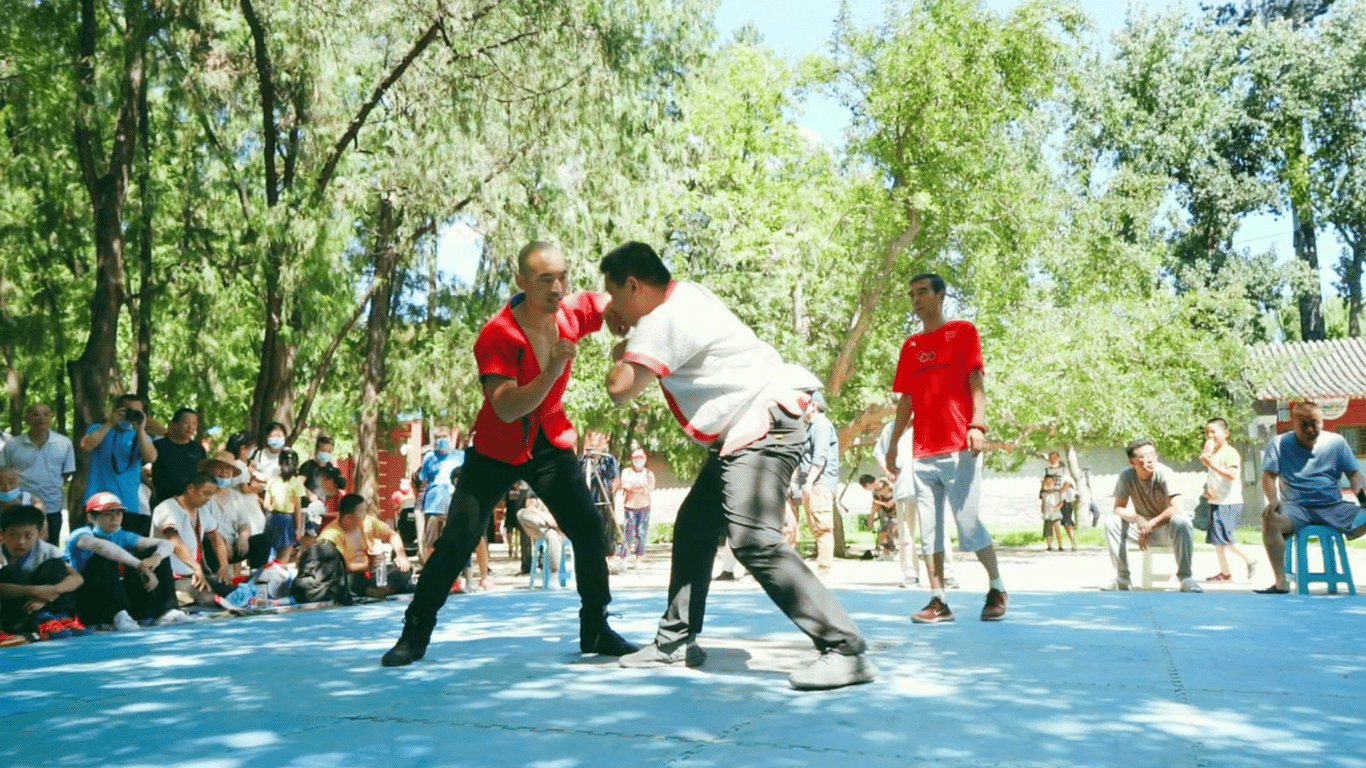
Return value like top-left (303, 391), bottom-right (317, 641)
top-left (382, 242), bottom-right (637, 666)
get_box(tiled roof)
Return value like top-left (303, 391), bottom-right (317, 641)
top-left (1249, 337), bottom-right (1366, 400)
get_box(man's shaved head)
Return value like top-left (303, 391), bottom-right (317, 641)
top-left (517, 241), bottom-right (558, 275)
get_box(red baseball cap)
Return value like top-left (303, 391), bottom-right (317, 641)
top-left (84, 492), bottom-right (127, 513)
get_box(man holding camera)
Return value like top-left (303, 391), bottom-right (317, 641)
top-left (80, 394), bottom-right (158, 536)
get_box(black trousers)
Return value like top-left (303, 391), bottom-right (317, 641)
top-left (406, 431), bottom-right (612, 626)
top-left (348, 568), bottom-right (414, 596)
top-left (0, 558), bottom-right (80, 633)
top-left (654, 406), bottom-right (866, 655)
top-left (46, 512), bottom-right (64, 547)
top-left (72, 548), bottom-right (177, 626)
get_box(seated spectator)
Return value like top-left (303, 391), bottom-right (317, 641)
top-left (316, 493), bottom-right (413, 597)
top-left (67, 492), bottom-right (184, 628)
top-left (0, 505), bottom-right (89, 643)
top-left (263, 449), bottom-right (306, 564)
top-left (0, 467), bottom-right (45, 519)
top-left (153, 473), bottom-right (233, 606)
top-left (1258, 400), bottom-right (1366, 593)
top-left (200, 451), bottom-right (270, 579)
top-left (517, 493), bottom-right (565, 582)
top-left (1105, 439), bottom-right (1202, 592)
top-left (80, 393), bottom-right (158, 536)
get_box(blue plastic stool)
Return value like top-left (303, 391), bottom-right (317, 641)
top-left (1282, 525), bottom-right (1356, 595)
top-left (529, 538), bottom-right (574, 589)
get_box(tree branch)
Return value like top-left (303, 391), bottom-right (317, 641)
top-left (240, 0), bottom-right (279, 207)
top-left (825, 210), bottom-right (922, 395)
top-left (289, 276), bottom-right (383, 443)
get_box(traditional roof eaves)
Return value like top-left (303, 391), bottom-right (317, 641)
top-left (1249, 338), bottom-right (1366, 401)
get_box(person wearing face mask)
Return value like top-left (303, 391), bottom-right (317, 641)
top-left (263, 449), bottom-right (306, 564)
top-left (151, 408), bottom-right (207, 509)
top-left (199, 452), bottom-right (267, 579)
top-left (617, 449), bottom-right (656, 570)
top-left (80, 394), bottom-right (159, 536)
top-left (299, 435), bottom-right (338, 501)
top-left (250, 422), bottom-right (290, 482)
top-left (67, 492), bottom-right (179, 629)
top-left (414, 426), bottom-right (464, 563)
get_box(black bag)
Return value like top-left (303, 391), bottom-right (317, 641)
top-left (1192, 496), bottom-right (1211, 531)
top-left (290, 541), bottom-right (353, 605)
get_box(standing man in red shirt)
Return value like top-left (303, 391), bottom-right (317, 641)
top-left (381, 242), bottom-right (637, 666)
top-left (885, 273), bottom-right (1007, 624)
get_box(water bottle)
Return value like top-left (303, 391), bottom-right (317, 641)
top-left (375, 551), bottom-right (389, 588)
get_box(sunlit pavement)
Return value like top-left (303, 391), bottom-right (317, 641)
top-left (3, 544), bottom-right (1363, 768)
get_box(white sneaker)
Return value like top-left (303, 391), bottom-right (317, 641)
top-left (1179, 578), bottom-right (1204, 593)
top-left (113, 610), bottom-right (140, 631)
top-left (157, 609), bottom-right (196, 625)
top-left (1103, 578), bottom-right (1131, 591)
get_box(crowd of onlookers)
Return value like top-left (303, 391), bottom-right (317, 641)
top-left (0, 395), bottom-right (429, 648)
top-left (0, 396), bottom-right (662, 649)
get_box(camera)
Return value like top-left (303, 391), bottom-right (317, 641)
top-left (123, 408), bottom-right (144, 424)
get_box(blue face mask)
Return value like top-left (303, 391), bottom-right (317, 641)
top-left (116, 421), bottom-right (133, 431)
top-left (315, 451), bottom-right (333, 464)
top-left (215, 477), bottom-right (232, 488)
top-left (0, 488), bottom-right (19, 503)
top-left (435, 438), bottom-right (452, 452)
top-left (267, 437), bottom-right (286, 450)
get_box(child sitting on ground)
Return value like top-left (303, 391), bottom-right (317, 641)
top-left (0, 505), bottom-right (90, 644)
top-left (67, 492), bottom-right (188, 628)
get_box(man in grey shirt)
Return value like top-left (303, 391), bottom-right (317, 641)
top-left (1104, 438), bottom-right (1202, 593)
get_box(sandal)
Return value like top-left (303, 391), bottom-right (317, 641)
top-left (1205, 573), bottom-right (1232, 581)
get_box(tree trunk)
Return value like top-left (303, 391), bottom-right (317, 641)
top-left (132, 82), bottom-right (154, 402)
top-left (354, 197), bottom-right (402, 501)
top-left (68, 0), bottom-right (149, 522)
top-left (1342, 235), bottom-right (1364, 338)
top-left (1, 280), bottom-right (22, 435)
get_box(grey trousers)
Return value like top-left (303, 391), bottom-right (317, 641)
top-left (653, 406), bottom-right (866, 655)
top-left (1105, 513), bottom-right (1195, 581)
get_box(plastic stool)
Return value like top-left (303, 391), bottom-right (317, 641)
top-left (529, 538), bottom-right (574, 589)
top-left (1282, 525), bottom-right (1356, 595)
top-left (1139, 545), bottom-right (1175, 590)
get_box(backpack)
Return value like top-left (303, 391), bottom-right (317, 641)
top-left (290, 541), bottom-right (352, 605)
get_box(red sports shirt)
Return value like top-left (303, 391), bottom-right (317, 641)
top-left (470, 291), bottom-right (606, 465)
top-left (891, 320), bottom-right (984, 459)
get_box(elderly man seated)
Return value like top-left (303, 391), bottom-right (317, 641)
top-left (1104, 438), bottom-right (1202, 593)
top-left (1257, 400), bottom-right (1366, 594)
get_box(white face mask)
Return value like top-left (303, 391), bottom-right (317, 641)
top-left (631, 459), bottom-right (645, 469)
top-left (315, 451), bottom-right (333, 464)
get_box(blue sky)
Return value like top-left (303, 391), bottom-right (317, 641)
top-left (440, 0), bottom-right (1340, 303)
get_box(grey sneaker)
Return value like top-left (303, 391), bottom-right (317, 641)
top-left (1103, 578), bottom-right (1131, 591)
top-left (618, 640), bottom-right (706, 668)
top-left (1179, 578), bottom-right (1204, 593)
top-left (789, 651), bottom-right (877, 691)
